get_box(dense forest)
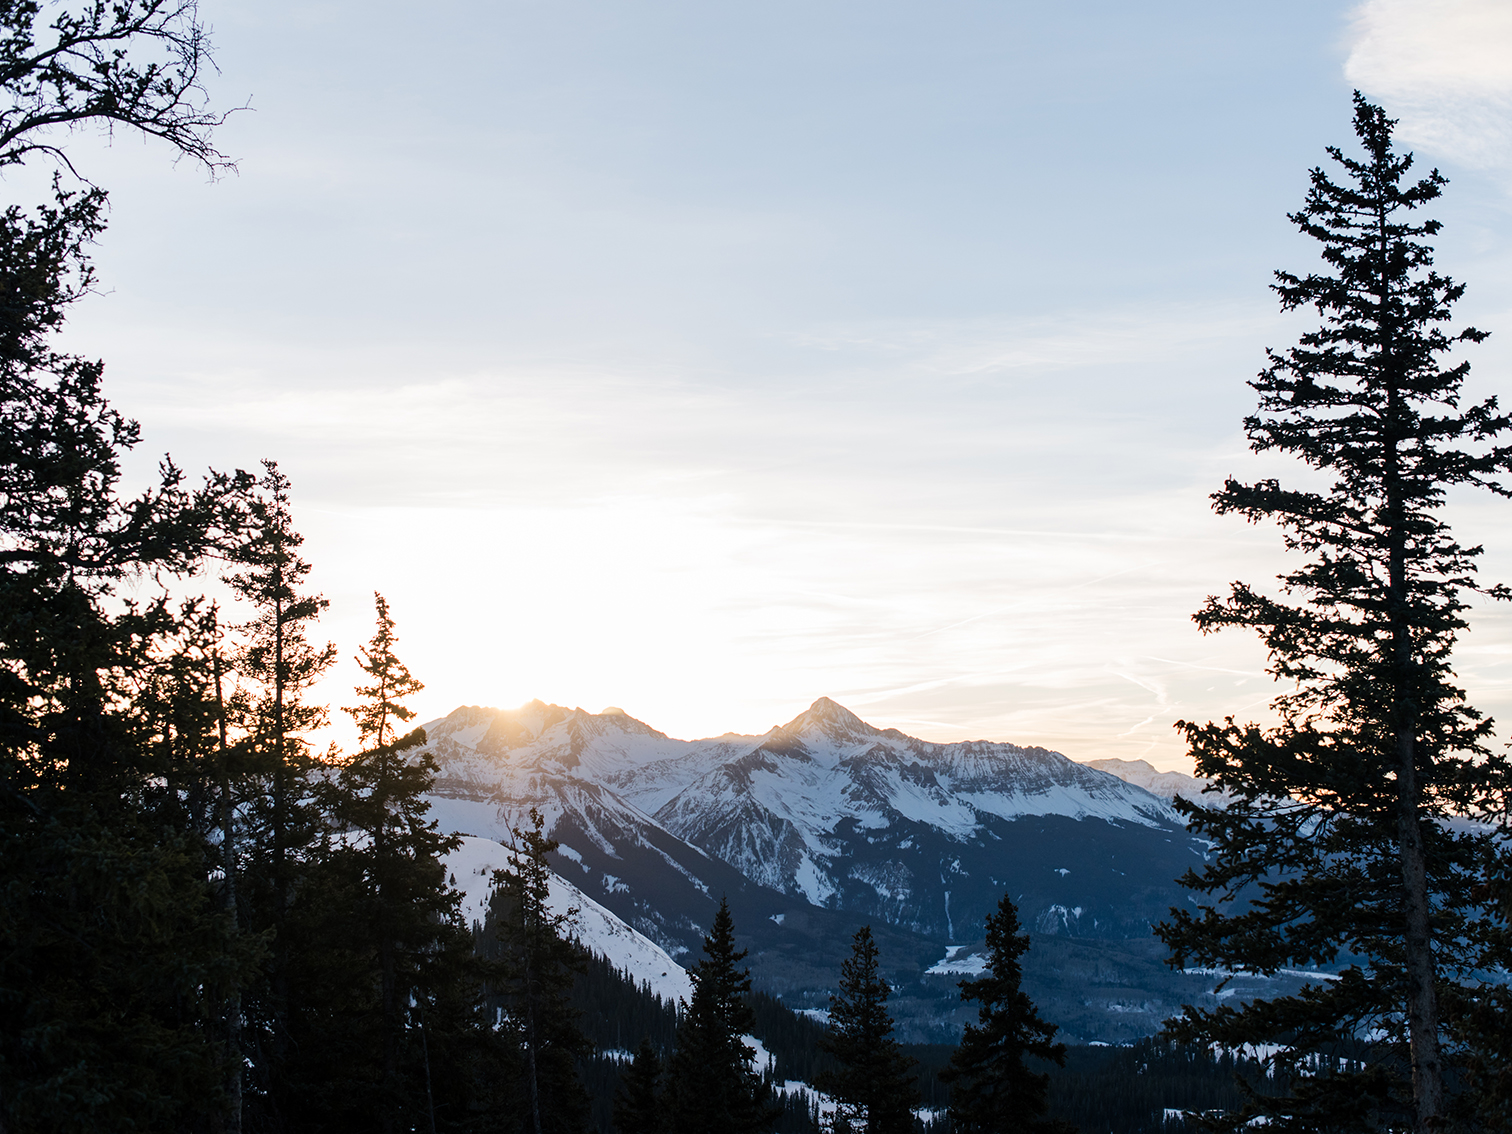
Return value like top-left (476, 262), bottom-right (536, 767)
top-left (571, 945), bottom-right (1273, 1134)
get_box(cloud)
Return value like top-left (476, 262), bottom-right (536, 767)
top-left (1345, 0), bottom-right (1512, 170)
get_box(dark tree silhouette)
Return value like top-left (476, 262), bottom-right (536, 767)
top-left (0, 7), bottom-right (245, 1118)
top-left (1157, 94), bottom-right (1512, 1134)
top-left (0, 179), bottom-right (254, 1134)
top-left (613, 1036), bottom-right (665, 1134)
top-left (484, 807), bottom-right (590, 1134)
top-left (0, 0), bottom-right (237, 176)
top-left (323, 595), bottom-right (469, 1132)
top-left (941, 895), bottom-right (1068, 1134)
top-left (816, 925), bottom-right (918, 1134)
top-left (225, 460), bottom-right (337, 1099)
top-left (344, 591), bottom-right (424, 749)
top-left (665, 898), bottom-right (774, 1134)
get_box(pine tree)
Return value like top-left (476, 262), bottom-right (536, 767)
top-left (0, 183), bottom-right (257, 1133)
top-left (326, 594), bottom-right (468, 1132)
top-left (613, 1036), bottom-right (665, 1134)
top-left (815, 926), bottom-right (918, 1134)
top-left (135, 597), bottom-right (262, 1133)
top-left (223, 460), bottom-right (340, 1122)
top-left (664, 898), bottom-right (774, 1134)
top-left (484, 807), bottom-right (591, 1134)
top-left (1156, 95), bottom-right (1512, 1134)
top-left (940, 896), bottom-right (1068, 1134)
top-left (344, 591), bottom-right (424, 749)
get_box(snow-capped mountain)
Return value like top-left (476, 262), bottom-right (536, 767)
top-left (1080, 757), bottom-right (1218, 803)
top-left (418, 697), bottom-right (1206, 950)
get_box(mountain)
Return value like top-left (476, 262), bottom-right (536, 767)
top-left (411, 697), bottom-right (1256, 1041)
top-left (419, 705), bottom-right (943, 1010)
top-left (420, 697), bottom-right (1203, 942)
top-left (1081, 756), bottom-right (1237, 808)
top-left (1081, 757), bottom-right (1212, 801)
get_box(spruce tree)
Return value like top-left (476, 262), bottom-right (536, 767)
top-left (484, 807), bottom-right (591, 1134)
top-left (0, 184), bottom-right (257, 1133)
top-left (613, 1036), bottom-right (665, 1134)
top-left (328, 594), bottom-right (467, 1132)
top-left (816, 926), bottom-right (918, 1134)
top-left (664, 898), bottom-right (774, 1134)
top-left (223, 460), bottom-right (340, 1122)
top-left (344, 591), bottom-right (425, 749)
top-left (1156, 95), bottom-right (1512, 1134)
top-left (940, 895), bottom-right (1068, 1134)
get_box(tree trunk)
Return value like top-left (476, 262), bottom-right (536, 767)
top-left (1379, 199), bottom-right (1443, 1133)
top-left (378, 802), bottom-right (398, 1134)
top-left (1397, 728), bottom-right (1444, 1132)
top-left (271, 590), bottom-right (290, 1055)
top-left (214, 647), bottom-right (243, 1134)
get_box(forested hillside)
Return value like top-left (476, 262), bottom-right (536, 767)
top-left (567, 952), bottom-right (1270, 1134)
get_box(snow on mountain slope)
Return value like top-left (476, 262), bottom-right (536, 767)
top-left (1081, 758), bottom-right (1233, 805)
top-left (641, 698), bottom-right (1191, 936)
top-left (444, 835), bottom-right (693, 1005)
top-left (652, 698), bottom-right (1173, 863)
top-left (416, 697), bottom-right (1205, 949)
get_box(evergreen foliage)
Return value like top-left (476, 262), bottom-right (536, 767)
top-left (1046, 1040), bottom-right (1270, 1134)
top-left (483, 807), bottom-right (592, 1134)
top-left (571, 952), bottom-right (679, 1055)
top-left (0, 180), bottom-right (256, 1132)
top-left (664, 898), bottom-right (775, 1134)
top-left (815, 926), bottom-right (919, 1134)
top-left (941, 895), bottom-right (1069, 1134)
top-left (224, 461), bottom-right (342, 1124)
top-left (344, 592), bottom-right (424, 748)
top-left (612, 1037), bottom-right (664, 1134)
top-left (748, 992), bottom-right (833, 1085)
top-left (1156, 95), bottom-right (1512, 1134)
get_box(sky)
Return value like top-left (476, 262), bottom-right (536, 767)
top-left (18, 0), bottom-right (1512, 767)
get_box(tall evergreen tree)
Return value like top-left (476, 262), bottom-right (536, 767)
top-left (815, 926), bottom-right (918, 1134)
top-left (940, 895), bottom-right (1068, 1134)
top-left (664, 898), bottom-right (774, 1134)
top-left (325, 594), bottom-right (468, 1132)
top-left (484, 808), bottom-right (591, 1134)
top-left (613, 1036), bottom-right (665, 1134)
top-left (223, 461), bottom-right (339, 1123)
top-left (0, 7), bottom-right (264, 1120)
top-left (0, 181), bottom-right (256, 1133)
top-left (1156, 95), bottom-right (1512, 1134)
top-left (135, 597), bottom-right (262, 1133)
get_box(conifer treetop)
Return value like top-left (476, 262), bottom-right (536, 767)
top-left (345, 592), bottom-right (424, 750)
top-left (1160, 94), bottom-right (1512, 1134)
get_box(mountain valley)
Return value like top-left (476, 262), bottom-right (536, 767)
top-left (421, 697), bottom-right (1306, 1041)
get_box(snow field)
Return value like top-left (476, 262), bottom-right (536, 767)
top-left (443, 835), bottom-right (694, 1005)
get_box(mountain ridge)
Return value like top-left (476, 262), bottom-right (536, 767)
top-left (417, 697), bottom-right (1251, 1041)
top-left (418, 697), bottom-right (1198, 940)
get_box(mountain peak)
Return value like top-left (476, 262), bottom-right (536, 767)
top-left (776, 696), bottom-right (878, 739)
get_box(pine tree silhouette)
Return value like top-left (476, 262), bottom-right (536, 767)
top-left (1158, 94), bottom-right (1512, 1134)
top-left (942, 895), bottom-right (1069, 1134)
top-left (613, 1036), bottom-right (665, 1134)
top-left (816, 925), bottom-right (918, 1134)
top-left (484, 808), bottom-right (591, 1134)
top-left (665, 898), bottom-right (774, 1134)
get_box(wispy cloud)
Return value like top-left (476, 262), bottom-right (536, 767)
top-left (1346, 0), bottom-right (1512, 171)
